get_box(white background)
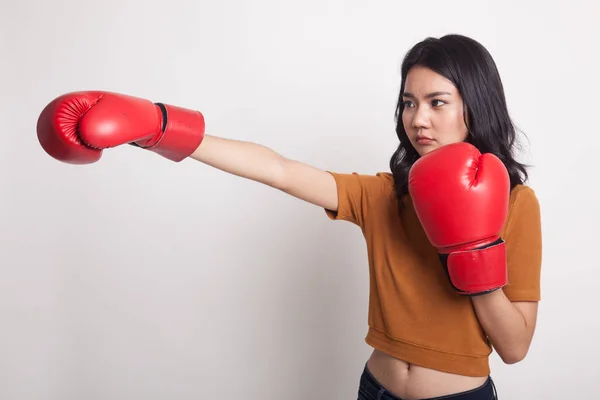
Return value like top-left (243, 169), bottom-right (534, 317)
top-left (1, 0), bottom-right (599, 399)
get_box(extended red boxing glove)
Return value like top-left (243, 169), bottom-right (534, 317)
top-left (37, 91), bottom-right (205, 164)
top-left (408, 142), bottom-right (511, 296)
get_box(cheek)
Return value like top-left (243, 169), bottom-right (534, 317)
top-left (401, 110), bottom-right (409, 125)
top-left (401, 112), bottom-right (413, 133)
top-left (446, 109), bottom-right (468, 136)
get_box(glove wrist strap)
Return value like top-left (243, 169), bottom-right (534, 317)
top-left (132, 103), bottom-right (206, 162)
top-left (440, 238), bottom-right (508, 296)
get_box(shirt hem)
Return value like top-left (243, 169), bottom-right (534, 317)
top-left (365, 327), bottom-right (491, 377)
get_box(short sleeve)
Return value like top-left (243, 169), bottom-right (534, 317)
top-left (501, 186), bottom-right (543, 301)
top-left (324, 172), bottom-right (393, 228)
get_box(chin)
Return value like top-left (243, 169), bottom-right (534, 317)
top-left (415, 145), bottom-right (438, 156)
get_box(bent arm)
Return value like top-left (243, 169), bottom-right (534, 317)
top-left (189, 135), bottom-right (338, 211)
top-left (471, 290), bottom-right (538, 364)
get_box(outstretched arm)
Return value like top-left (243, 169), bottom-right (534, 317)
top-left (35, 91), bottom-right (339, 212)
top-left (190, 134), bottom-right (339, 211)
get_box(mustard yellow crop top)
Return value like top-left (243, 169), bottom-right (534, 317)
top-left (324, 172), bottom-right (542, 377)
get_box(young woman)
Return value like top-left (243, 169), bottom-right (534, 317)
top-left (38, 34), bottom-right (542, 400)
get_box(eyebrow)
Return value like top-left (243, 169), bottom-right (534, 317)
top-left (401, 91), bottom-right (452, 99)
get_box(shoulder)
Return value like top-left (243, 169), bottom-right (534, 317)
top-left (510, 184), bottom-right (538, 199)
top-left (328, 171), bottom-right (395, 192)
top-left (329, 171), bottom-right (394, 182)
top-left (324, 171), bottom-right (396, 224)
top-left (373, 172), bottom-right (396, 188)
top-left (503, 184), bottom-right (542, 235)
top-left (508, 185), bottom-right (541, 214)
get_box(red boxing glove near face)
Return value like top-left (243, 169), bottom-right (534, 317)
top-left (408, 142), bottom-right (510, 296)
top-left (37, 91), bottom-right (205, 164)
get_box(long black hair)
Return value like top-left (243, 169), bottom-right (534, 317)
top-left (389, 34), bottom-right (529, 201)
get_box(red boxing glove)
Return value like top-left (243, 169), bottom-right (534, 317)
top-left (408, 142), bottom-right (510, 296)
top-left (37, 91), bottom-right (205, 164)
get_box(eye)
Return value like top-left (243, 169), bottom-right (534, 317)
top-left (402, 100), bottom-right (415, 108)
top-left (431, 99), bottom-right (446, 107)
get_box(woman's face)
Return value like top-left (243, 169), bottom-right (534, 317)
top-left (401, 66), bottom-right (469, 156)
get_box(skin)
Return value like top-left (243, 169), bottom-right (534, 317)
top-left (401, 65), bottom-right (469, 156)
top-left (361, 65), bottom-right (539, 399)
top-left (190, 65), bottom-right (538, 399)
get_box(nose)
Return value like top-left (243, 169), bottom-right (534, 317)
top-left (412, 106), bottom-right (431, 129)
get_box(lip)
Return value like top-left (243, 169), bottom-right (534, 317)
top-left (416, 136), bottom-right (435, 145)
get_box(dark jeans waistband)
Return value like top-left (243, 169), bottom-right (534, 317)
top-left (358, 364), bottom-right (498, 400)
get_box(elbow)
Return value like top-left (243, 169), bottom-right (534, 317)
top-left (498, 346), bottom-right (529, 365)
top-left (501, 353), bottom-right (525, 365)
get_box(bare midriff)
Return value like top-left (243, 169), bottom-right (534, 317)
top-left (366, 349), bottom-right (488, 400)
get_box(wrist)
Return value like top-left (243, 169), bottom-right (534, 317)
top-left (470, 286), bottom-right (504, 301)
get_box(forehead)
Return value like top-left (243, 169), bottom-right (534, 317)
top-left (404, 66), bottom-right (458, 94)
